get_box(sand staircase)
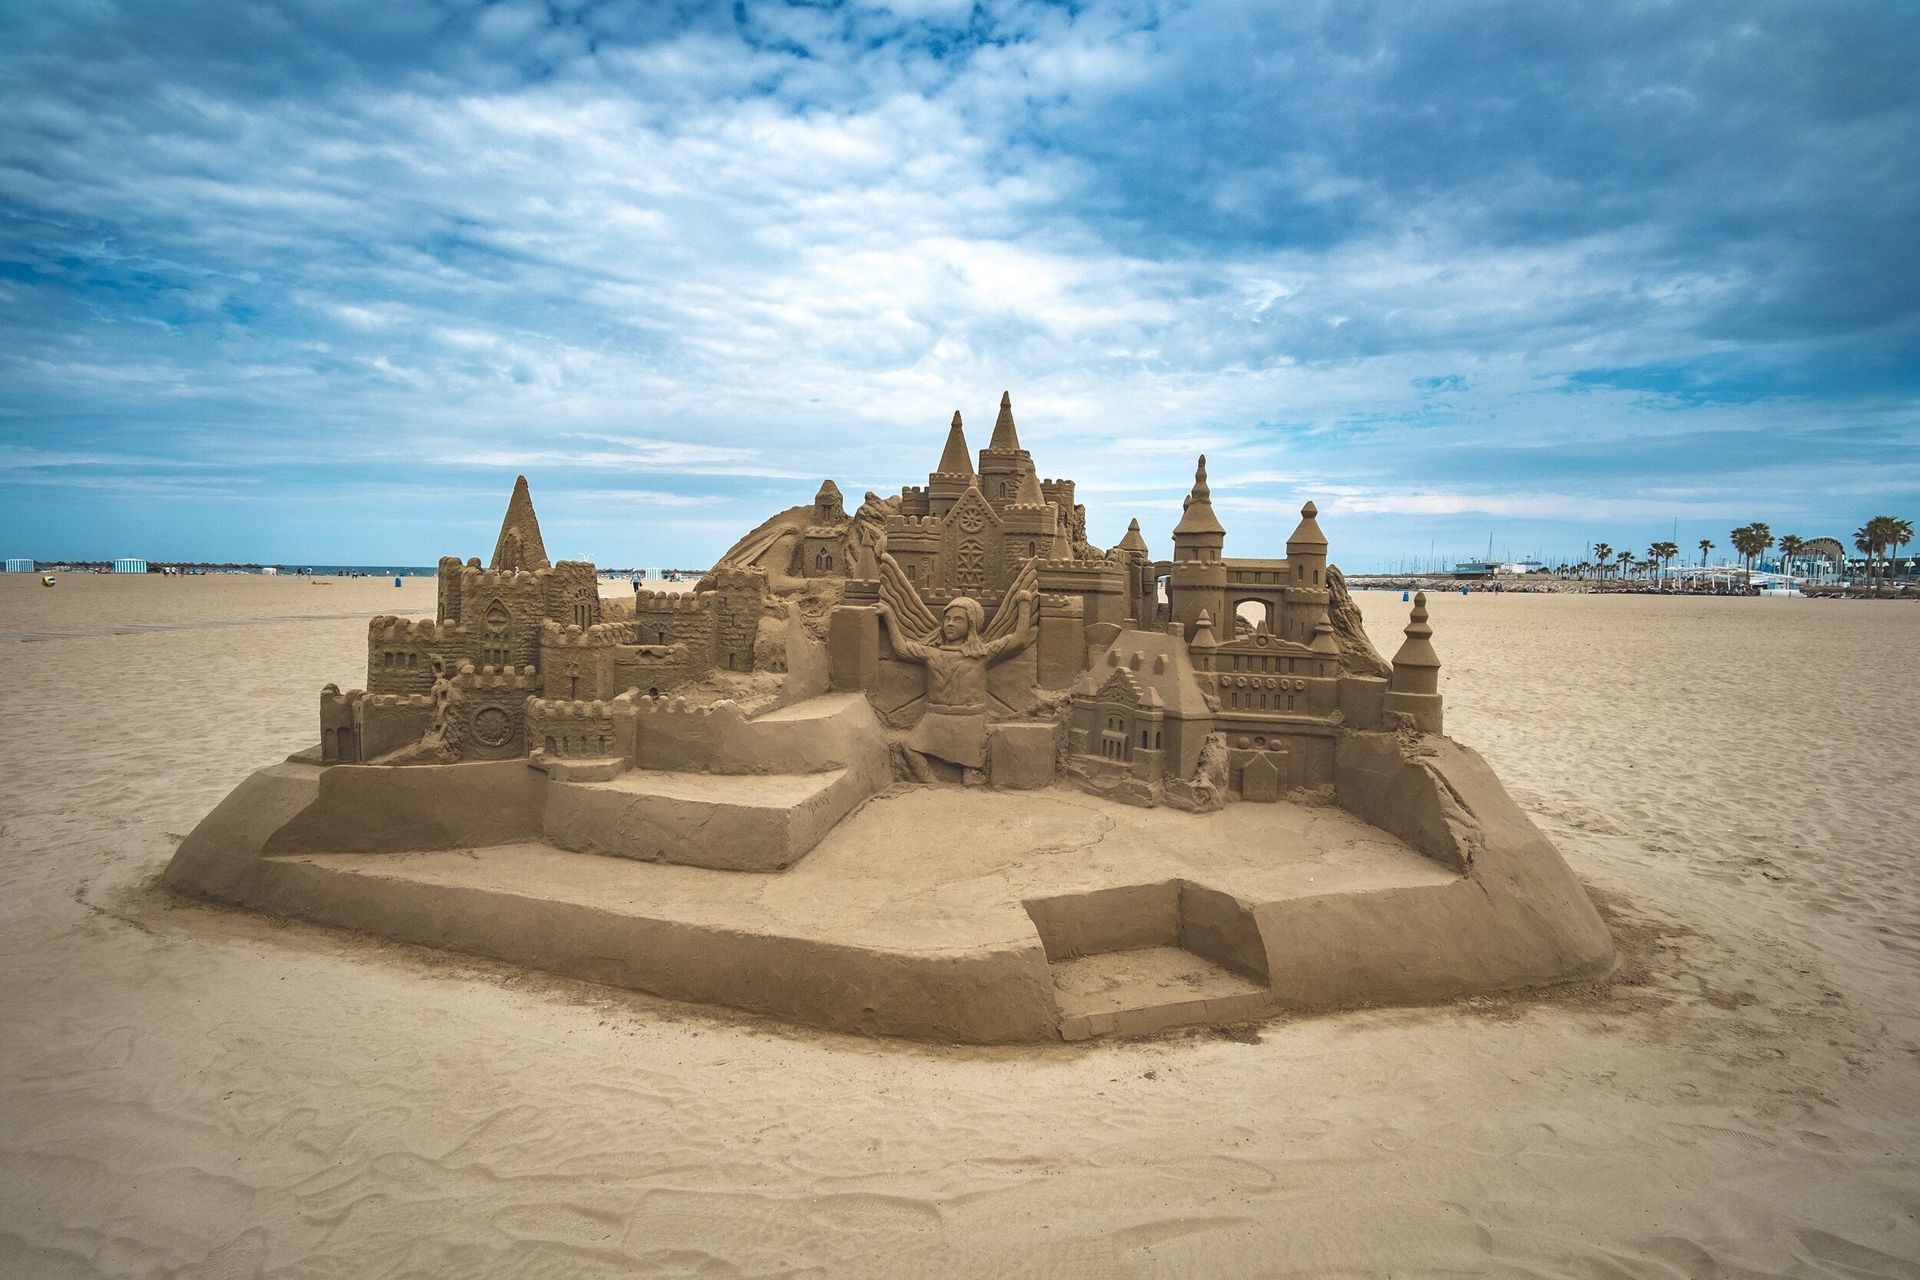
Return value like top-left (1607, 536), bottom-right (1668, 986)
top-left (542, 692), bottom-right (890, 872)
top-left (1025, 880), bottom-right (1276, 1040)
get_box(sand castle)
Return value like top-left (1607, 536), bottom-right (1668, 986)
top-left (167, 394), bottom-right (1613, 1041)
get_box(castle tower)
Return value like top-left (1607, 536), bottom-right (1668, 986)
top-left (1117, 517), bottom-right (1152, 623)
top-left (491, 475), bottom-right (551, 572)
top-left (1282, 499), bottom-right (1330, 643)
top-left (1002, 465), bottom-right (1055, 561)
top-left (1287, 501), bottom-right (1328, 584)
top-left (1169, 456), bottom-right (1227, 639)
top-left (814, 478), bottom-right (845, 524)
top-left (1171, 456), bottom-right (1225, 562)
top-left (978, 391), bottom-right (1036, 509)
top-left (1189, 609), bottom-right (1218, 672)
top-left (928, 411), bottom-right (974, 517)
top-left (1386, 592), bottom-right (1444, 733)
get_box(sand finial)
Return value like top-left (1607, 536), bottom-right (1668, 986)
top-left (1191, 608), bottom-right (1218, 650)
top-left (1393, 592), bottom-right (1440, 675)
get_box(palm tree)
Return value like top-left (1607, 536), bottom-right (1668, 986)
top-left (1859, 515), bottom-right (1913, 593)
top-left (1592, 542), bottom-right (1612, 580)
top-left (1651, 541), bottom-right (1679, 586)
top-left (1698, 538), bottom-right (1714, 567)
top-left (1777, 534), bottom-right (1805, 580)
top-left (1731, 523), bottom-right (1774, 575)
top-left (1854, 523), bottom-right (1883, 593)
top-left (1616, 549), bottom-right (1634, 580)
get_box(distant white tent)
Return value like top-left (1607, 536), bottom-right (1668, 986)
top-left (113, 558), bottom-right (148, 573)
top-left (4, 559), bottom-right (33, 573)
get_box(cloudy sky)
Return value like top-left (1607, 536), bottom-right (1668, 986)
top-left (3, 0), bottom-right (1916, 570)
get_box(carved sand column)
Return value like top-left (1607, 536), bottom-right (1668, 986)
top-left (1385, 592), bottom-right (1444, 734)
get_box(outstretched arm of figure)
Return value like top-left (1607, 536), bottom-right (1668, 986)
top-left (875, 601), bottom-right (932, 663)
top-left (983, 591), bottom-right (1038, 663)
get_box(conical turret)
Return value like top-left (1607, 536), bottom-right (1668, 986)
top-left (1191, 609), bottom-right (1218, 651)
top-left (1014, 467), bottom-right (1046, 506)
top-left (987, 390), bottom-right (1021, 453)
top-left (1287, 500), bottom-right (1328, 552)
top-left (1172, 455), bottom-right (1225, 545)
top-left (813, 478), bottom-right (845, 524)
top-left (937, 411), bottom-right (973, 475)
top-left (1391, 593), bottom-right (1441, 692)
top-left (978, 389), bottom-right (1036, 507)
top-left (1117, 517), bottom-right (1149, 557)
top-left (490, 475), bottom-right (550, 572)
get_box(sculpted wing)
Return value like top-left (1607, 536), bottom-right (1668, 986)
top-left (983, 558), bottom-right (1039, 642)
top-left (878, 552), bottom-right (942, 643)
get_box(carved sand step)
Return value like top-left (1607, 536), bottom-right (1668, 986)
top-left (1049, 945), bottom-right (1272, 1041)
top-left (544, 766), bottom-right (874, 872)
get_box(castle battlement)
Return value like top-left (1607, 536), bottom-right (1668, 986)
top-left (706, 565), bottom-right (767, 591)
top-left (633, 591), bottom-right (714, 612)
top-left (366, 692), bottom-right (434, 710)
top-left (526, 695), bottom-right (615, 718)
top-left (458, 566), bottom-right (550, 587)
top-left (369, 616), bottom-right (444, 642)
top-left (635, 695), bottom-right (750, 722)
top-left (540, 619), bottom-right (632, 647)
top-left (453, 664), bottom-right (539, 689)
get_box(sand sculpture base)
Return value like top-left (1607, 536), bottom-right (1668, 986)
top-left (166, 702), bottom-right (1614, 1043)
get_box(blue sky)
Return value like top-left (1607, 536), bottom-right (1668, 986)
top-left (2, 0), bottom-right (1916, 570)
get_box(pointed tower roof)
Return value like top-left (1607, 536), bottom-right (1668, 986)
top-left (1049, 503), bottom-right (1072, 558)
top-left (937, 411), bottom-right (974, 475)
top-left (1287, 499), bottom-right (1328, 552)
top-left (1393, 592), bottom-right (1441, 670)
top-left (815, 478), bottom-right (843, 506)
top-left (987, 390), bottom-right (1022, 453)
top-left (490, 475), bottom-right (550, 572)
top-left (1190, 609), bottom-right (1218, 651)
top-left (1014, 466), bottom-right (1046, 506)
top-left (1118, 517), bottom-right (1150, 555)
top-left (1172, 455), bottom-right (1225, 538)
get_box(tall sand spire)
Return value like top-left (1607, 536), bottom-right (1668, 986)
top-left (938, 411), bottom-right (974, 474)
top-left (987, 390), bottom-right (1022, 452)
top-left (1172, 455), bottom-right (1225, 537)
top-left (490, 475), bottom-right (550, 572)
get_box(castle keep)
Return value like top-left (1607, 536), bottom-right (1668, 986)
top-left (321, 474), bottom-right (770, 766)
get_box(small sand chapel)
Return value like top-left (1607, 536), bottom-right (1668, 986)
top-left (167, 393), bottom-right (1613, 1041)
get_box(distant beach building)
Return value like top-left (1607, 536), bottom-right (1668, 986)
top-left (113, 558), bottom-right (148, 574)
top-left (5, 558), bottom-right (34, 573)
top-left (1452, 558), bottom-right (1545, 579)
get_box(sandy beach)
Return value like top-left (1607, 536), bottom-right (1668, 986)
top-left (1, 575), bottom-right (1915, 1277)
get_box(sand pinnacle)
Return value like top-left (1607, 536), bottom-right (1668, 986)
top-left (490, 475), bottom-right (550, 572)
top-left (938, 411), bottom-right (974, 475)
top-left (988, 390), bottom-right (1022, 453)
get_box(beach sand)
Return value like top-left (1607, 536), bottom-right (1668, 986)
top-left (1, 576), bottom-right (1915, 1276)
